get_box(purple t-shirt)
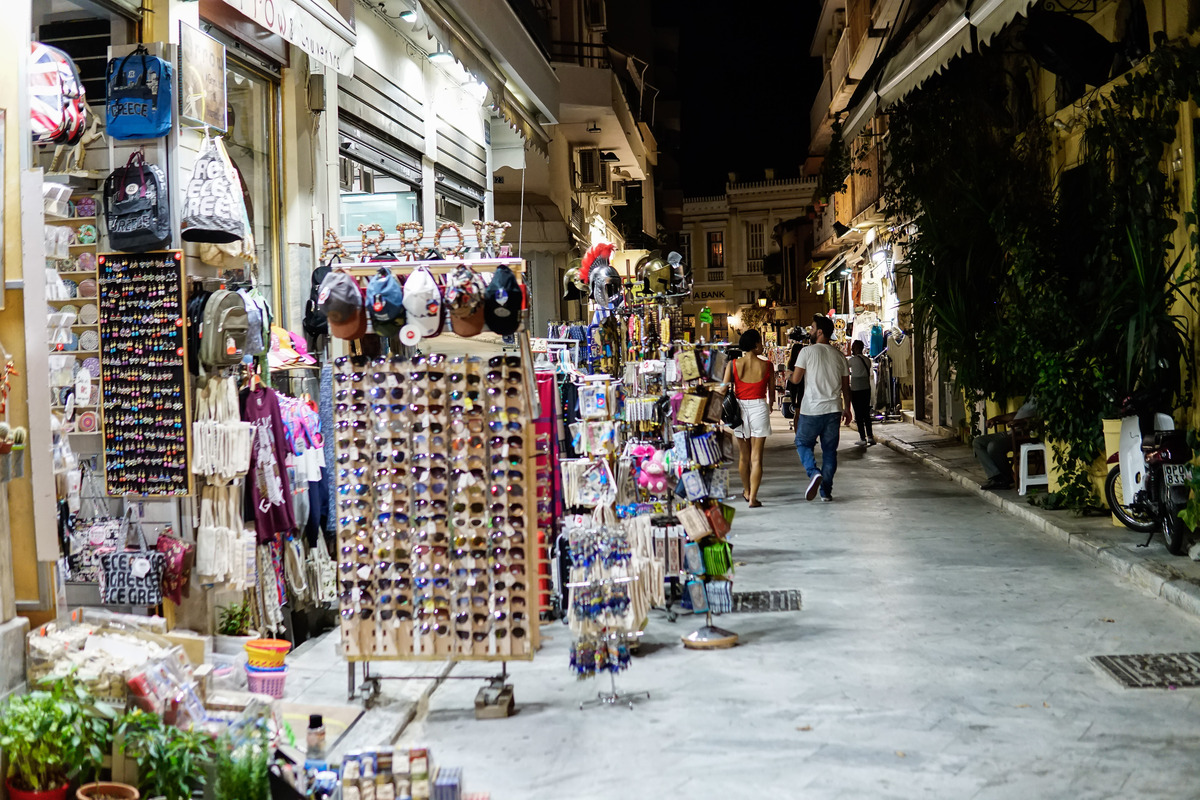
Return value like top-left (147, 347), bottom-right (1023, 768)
top-left (241, 387), bottom-right (296, 543)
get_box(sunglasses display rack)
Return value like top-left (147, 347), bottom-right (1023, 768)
top-left (97, 251), bottom-right (193, 497)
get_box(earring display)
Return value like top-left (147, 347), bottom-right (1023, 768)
top-left (97, 251), bottom-right (192, 497)
top-left (335, 351), bottom-right (541, 661)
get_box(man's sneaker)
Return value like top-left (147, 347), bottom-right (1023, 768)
top-left (855, 439), bottom-right (868, 447)
top-left (867, 438), bottom-right (877, 446)
top-left (805, 474), bottom-right (822, 501)
top-left (821, 494), bottom-right (833, 502)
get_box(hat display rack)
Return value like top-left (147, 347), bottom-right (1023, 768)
top-left (327, 255), bottom-right (551, 718)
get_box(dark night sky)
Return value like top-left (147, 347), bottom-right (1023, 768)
top-left (679, 1), bottom-right (821, 195)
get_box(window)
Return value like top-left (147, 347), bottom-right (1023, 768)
top-left (707, 231), bottom-right (724, 269)
top-left (710, 313), bottom-right (728, 342)
top-left (340, 161), bottom-right (420, 241)
top-left (747, 222), bottom-right (764, 261)
top-left (225, 57), bottom-right (282, 309)
top-left (678, 233), bottom-right (691, 266)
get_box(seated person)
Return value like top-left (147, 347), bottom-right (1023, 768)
top-left (974, 396), bottom-right (1037, 490)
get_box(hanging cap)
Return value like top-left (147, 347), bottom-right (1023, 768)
top-left (402, 266), bottom-right (444, 338)
top-left (483, 264), bottom-right (523, 335)
top-left (444, 265), bottom-right (487, 337)
top-left (317, 271), bottom-right (367, 339)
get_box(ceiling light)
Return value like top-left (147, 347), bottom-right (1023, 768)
top-left (400, 9), bottom-right (417, 22)
top-left (600, 151), bottom-right (619, 162)
top-left (428, 50), bottom-right (455, 64)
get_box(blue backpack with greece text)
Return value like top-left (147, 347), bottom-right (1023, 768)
top-left (106, 45), bottom-right (173, 140)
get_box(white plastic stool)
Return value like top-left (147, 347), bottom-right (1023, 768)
top-left (1018, 442), bottom-right (1049, 496)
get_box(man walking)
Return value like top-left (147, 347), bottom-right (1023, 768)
top-left (791, 314), bottom-right (853, 501)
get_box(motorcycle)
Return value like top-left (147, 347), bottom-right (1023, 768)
top-left (1103, 398), bottom-right (1193, 555)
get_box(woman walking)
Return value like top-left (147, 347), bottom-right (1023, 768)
top-left (722, 330), bottom-right (775, 507)
top-left (848, 340), bottom-right (875, 445)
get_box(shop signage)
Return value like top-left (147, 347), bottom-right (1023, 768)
top-left (179, 23), bottom-right (228, 133)
top-left (217, 0), bottom-right (355, 76)
top-left (320, 220), bottom-right (513, 261)
top-left (695, 289), bottom-right (726, 301)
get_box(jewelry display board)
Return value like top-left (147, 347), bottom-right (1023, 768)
top-left (335, 259), bottom-right (542, 663)
top-left (97, 251), bottom-right (192, 497)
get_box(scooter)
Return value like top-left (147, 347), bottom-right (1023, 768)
top-left (1103, 398), bottom-right (1193, 555)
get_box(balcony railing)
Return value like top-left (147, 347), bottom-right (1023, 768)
top-left (706, 270), bottom-right (726, 282)
top-left (506, 0), bottom-right (552, 61)
top-left (810, 75), bottom-right (833, 143)
top-left (814, 200), bottom-right (836, 248)
top-left (830, 28), bottom-right (851, 96)
top-left (735, 259), bottom-right (763, 276)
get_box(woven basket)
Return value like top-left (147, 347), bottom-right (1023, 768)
top-left (244, 638), bottom-right (290, 668)
top-left (245, 664), bottom-right (288, 698)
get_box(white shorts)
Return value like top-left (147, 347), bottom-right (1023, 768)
top-left (734, 398), bottom-right (771, 439)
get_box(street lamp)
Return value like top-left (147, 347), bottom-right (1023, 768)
top-left (757, 297), bottom-right (768, 308)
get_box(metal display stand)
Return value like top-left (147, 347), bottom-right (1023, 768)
top-left (682, 609), bottom-right (738, 649)
top-left (579, 668), bottom-right (650, 711)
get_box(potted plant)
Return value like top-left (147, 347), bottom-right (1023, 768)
top-left (214, 599), bottom-right (256, 655)
top-left (0, 675), bottom-right (118, 800)
top-left (213, 728), bottom-right (269, 800)
top-left (118, 711), bottom-right (214, 800)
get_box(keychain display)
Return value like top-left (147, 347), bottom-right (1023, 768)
top-left (98, 251), bottom-right (191, 496)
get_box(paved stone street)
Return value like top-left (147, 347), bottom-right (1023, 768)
top-left (386, 415), bottom-right (1200, 799)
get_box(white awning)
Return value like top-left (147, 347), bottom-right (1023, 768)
top-left (218, 0), bottom-right (356, 75)
top-left (843, 0), bottom-right (1038, 139)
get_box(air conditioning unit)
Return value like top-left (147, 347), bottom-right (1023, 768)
top-left (599, 181), bottom-right (626, 206)
top-left (576, 148), bottom-right (603, 191)
top-left (585, 0), bottom-right (607, 32)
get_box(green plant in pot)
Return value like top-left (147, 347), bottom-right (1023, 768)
top-left (214, 599), bottom-right (256, 656)
top-left (214, 727), bottom-right (270, 800)
top-left (118, 711), bottom-right (214, 800)
top-left (0, 675), bottom-right (117, 800)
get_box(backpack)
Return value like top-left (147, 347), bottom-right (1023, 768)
top-left (29, 42), bottom-right (88, 145)
top-left (105, 46), bottom-right (173, 140)
top-left (303, 264), bottom-right (333, 339)
top-left (185, 288), bottom-right (213, 376)
top-left (103, 151), bottom-right (171, 252)
top-left (200, 290), bottom-right (250, 368)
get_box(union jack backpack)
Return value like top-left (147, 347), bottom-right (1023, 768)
top-left (30, 42), bottom-right (89, 146)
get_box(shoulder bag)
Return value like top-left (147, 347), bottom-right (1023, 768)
top-left (97, 512), bottom-right (165, 606)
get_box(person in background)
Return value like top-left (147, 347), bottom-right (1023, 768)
top-left (791, 314), bottom-right (852, 502)
top-left (847, 340), bottom-right (876, 446)
top-left (722, 329), bottom-right (775, 508)
top-left (974, 396), bottom-right (1038, 490)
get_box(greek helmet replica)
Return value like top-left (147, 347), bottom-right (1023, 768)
top-left (562, 257), bottom-right (587, 300)
top-left (667, 250), bottom-right (692, 296)
top-left (581, 243), bottom-right (623, 308)
top-left (635, 251), bottom-right (672, 296)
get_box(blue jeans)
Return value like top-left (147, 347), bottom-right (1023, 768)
top-left (795, 412), bottom-right (842, 497)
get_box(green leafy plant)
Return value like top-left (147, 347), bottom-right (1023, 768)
top-left (118, 710), bottom-right (214, 800)
top-left (217, 600), bottom-right (254, 637)
top-left (0, 674), bottom-right (115, 792)
top-left (214, 728), bottom-right (270, 800)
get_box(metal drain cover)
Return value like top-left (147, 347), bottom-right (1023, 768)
top-left (1091, 652), bottom-right (1200, 688)
top-left (731, 589), bottom-right (802, 613)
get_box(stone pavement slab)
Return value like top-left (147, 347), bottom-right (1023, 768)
top-left (388, 414), bottom-right (1200, 799)
top-left (871, 420), bottom-right (1200, 620)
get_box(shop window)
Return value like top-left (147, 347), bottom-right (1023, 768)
top-left (710, 312), bottom-right (728, 342)
top-left (225, 57), bottom-right (282, 307)
top-left (707, 231), bottom-right (724, 269)
top-left (340, 159), bottom-right (420, 241)
top-left (436, 193), bottom-right (481, 228)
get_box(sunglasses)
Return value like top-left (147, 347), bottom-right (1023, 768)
top-left (485, 371), bottom-right (522, 385)
top-left (367, 386), bottom-right (406, 401)
top-left (488, 355), bottom-right (521, 368)
top-left (486, 386), bottom-right (522, 398)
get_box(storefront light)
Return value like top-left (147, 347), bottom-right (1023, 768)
top-left (428, 50), bottom-right (455, 64)
top-left (399, 9), bottom-right (417, 22)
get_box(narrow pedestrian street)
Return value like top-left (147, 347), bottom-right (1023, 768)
top-left (387, 414), bottom-right (1200, 799)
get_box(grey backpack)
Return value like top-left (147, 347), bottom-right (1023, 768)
top-left (199, 289), bottom-right (249, 367)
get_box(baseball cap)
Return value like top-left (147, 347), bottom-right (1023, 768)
top-left (366, 267), bottom-right (405, 325)
top-left (318, 271), bottom-right (367, 340)
top-left (402, 266), bottom-right (444, 338)
top-left (483, 264), bottom-right (523, 336)
top-left (288, 331), bottom-right (317, 365)
top-left (443, 264), bottom-right (487, 337)
top-left (267, 326), bottom-right (299, 369)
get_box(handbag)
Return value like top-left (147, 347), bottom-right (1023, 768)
top-left (105, 45), bottom-right (173, 140)
top-left (677, 504), bottom-right (713, 541)
top-left (155, 529), bottom-right (194, 605)
top-left (181, 134), bottom-right (246, 244)
top-left (103, 150), bottom-right (171, 252)
top-left (97, 512), bottom-right (165, 606)
top-left (721, 390), bottom-right (743, 429)
top-left (67, 467), bottom-right (121, 583)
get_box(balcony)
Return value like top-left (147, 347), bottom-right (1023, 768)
top-left (830, 28), bottom-right (853, 105)
top-left (809, 74), bottom-right (834, 150)
top-left (706, 270), bottom-right (726, 283)
top-left (505, 0), bottom-right (552, 60)
top-left (814, 201), bottom-right (836, 251)
top-left (738, 259), bottom-right (764, 276)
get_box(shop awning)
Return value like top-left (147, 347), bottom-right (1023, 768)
top-left (415, 0), bottom-right (551, 156)
top-left (217, 0), bottom-right (356, 75)
top-left (842, 0), bottom-right (1038, 139)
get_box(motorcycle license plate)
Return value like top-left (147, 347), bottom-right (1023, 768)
top-left (1163, 464), bottom-right (1192, 486)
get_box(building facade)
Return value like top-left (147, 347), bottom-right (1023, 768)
top-left (680, 176), bottom-right (818, 343)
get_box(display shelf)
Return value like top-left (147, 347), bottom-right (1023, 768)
top-left (69, 243), bottom-right (97, 250)
top-left (45, 217), bottom-right (97, 223)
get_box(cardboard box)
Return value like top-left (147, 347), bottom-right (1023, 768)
top-left (163, 630), bottom-right (211, 665)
